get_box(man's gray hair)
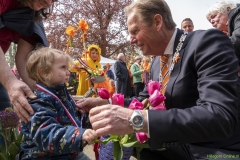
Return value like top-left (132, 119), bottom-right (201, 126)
top-left (134, 55), bottom-right (142, 61)
top-left (206, 1), bottom-right (237, 20)
top-left (117, 53), bottom-right (125, 59)
top-left (124, 0), bottom-right (176, 30)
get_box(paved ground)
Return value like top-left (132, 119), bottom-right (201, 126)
top-left (83, 144), bottom-right (137, 160)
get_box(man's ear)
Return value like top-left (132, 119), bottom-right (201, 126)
top-left (227, 7), bottom-right (231, 12)
top-left (154, 14), bottom-right (163, 31)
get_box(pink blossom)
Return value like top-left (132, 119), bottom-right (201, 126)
top-left (98, 88), bottom-right (110, 99)
top-left (148, 90), bottom-right (165, 107)
top-left (112, 94), bottom-right (124, 106)
top-left (90, 77), bottom-right (95, 81)
top-left (128, 98), bottom-right (144, 110)
top-left (150, 103), bottom-right (166, 110)
top-left (147, 80), bottom-right (161, 95)
top-left (136, 132), bottom-right (148, 143)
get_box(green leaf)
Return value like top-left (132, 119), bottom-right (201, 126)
top-left (17, 132), bottom-right (23, 142)
top-left (0, 153), bottom-right (7, 160)
top-left (0, 132), bottom-right (7, 156)
top-left (8, 142), bottom-right (19, 158)
top-left (10, 128), bottom-right (17, 142)
top-left (120, 134), bottom-right (129, 144)
top-left (136, 147), bottom-right (142, 160)
top-left (122, 141), bottom-right (138, 148)
top-left (94, 135), bottom-right (121, 145)
top-left (113, 141), bottom-right (123, 160)
top-left (14, 141), bottom-right (22, 149)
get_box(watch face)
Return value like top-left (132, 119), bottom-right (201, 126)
top-left (133, 115), bottom-right (143, 126)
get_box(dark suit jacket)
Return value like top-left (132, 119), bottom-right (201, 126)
top-left (150, 56), bottom-right (160, 81)
top-left (147, 29), bottom-right (239, 151)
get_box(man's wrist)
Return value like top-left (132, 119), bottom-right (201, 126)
top-left (97, 97), bottom-right (109, 105)
top-left (129, 110), bottom-right (148, 133)
top-left (141, 110), bottom-right (148, 133)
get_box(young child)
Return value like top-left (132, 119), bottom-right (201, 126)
top-left (109, 79), bottom-right (116, 98)
top-left (21, 47), bottom-right (97, 160)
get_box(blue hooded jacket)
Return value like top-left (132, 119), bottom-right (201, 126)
top-left (21, 83), bottom-right (87, 160)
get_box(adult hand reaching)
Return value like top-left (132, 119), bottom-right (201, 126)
top-left (76, 97), bottom-right (108, 112)
top-left (89, 104), bottom-right (135, 136)
top-left (7, 79), bottom-right (36, 123)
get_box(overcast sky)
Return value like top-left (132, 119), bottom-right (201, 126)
top-left (166, 0), bottom-right (240, 30)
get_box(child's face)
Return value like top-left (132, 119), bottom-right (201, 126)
top-left (49, 55), bottom-right (70, 86)
top-left (90, 49), bottom-right (99, 61)
top-left (110, 81), bottom-right (115, 86)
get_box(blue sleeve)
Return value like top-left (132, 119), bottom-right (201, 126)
top-left (27, 100), bottom-right (85, 154)
top-left (108, 70), bottom-right (115, 80)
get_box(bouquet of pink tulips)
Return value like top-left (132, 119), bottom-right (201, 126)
top-left (97, 80), bottom-right (166, 160)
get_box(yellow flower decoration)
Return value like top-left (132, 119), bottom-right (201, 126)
top-left (78, 19), bottom-right (89, 33)
top-left (66, 26), bottom-right (76, 37)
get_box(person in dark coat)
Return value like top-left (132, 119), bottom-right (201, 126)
top-left (114, 53), bottom-right (131, 98)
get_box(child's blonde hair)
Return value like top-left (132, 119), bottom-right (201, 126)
top-left (26, 47), bottom-right (72, 86)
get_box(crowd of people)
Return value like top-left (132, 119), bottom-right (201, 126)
top-left (1, 0), bottom-right (240, 160)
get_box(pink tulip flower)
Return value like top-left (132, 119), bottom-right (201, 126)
top-left (150, 103), bottom-right (166, 110)
top-left (98, 88), bottom-right (110, 99)
top-left (128, 98), bottom-right (144, 110)
top-left (148, 90), bottom-right (165, 107)
top-left (147, 80), bottom-right (161, 95)
top-left (112, 94), bottom-right (124, 106)
top-left (136, 132), bottom-right (148, 143)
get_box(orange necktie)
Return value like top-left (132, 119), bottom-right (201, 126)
top-left (160, 55), bottom-right (170, 94)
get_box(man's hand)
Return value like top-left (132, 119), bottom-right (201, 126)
top-left (7, 79), bottom-right (36, 123)
top-left (89, 104), bottom-right (134, 136)
top-left (76, 97), bottom-right (108, 112)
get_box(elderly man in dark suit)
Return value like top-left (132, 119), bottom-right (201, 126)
top-left (77, 0), bottom-right (239, 159)
top-left (114, 53), bottom-right (131, 98)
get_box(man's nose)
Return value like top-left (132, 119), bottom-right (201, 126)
top-left (210, 19), bottom-right (215, 25)
top-left (130, 37), bottom-right (137, 44)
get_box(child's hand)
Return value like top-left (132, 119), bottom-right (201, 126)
top-left (82, 129), bottom-right (98, 144)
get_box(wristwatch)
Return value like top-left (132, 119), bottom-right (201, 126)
top-left (129, 110), bottom-right (144, 132)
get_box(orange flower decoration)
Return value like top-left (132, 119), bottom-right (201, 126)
top-left (78, 19), bottom-right (89, 33)
top-left (66, 26), bottom-right (76, 37)
top-left (174, 55), bottom-right (180, 63)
